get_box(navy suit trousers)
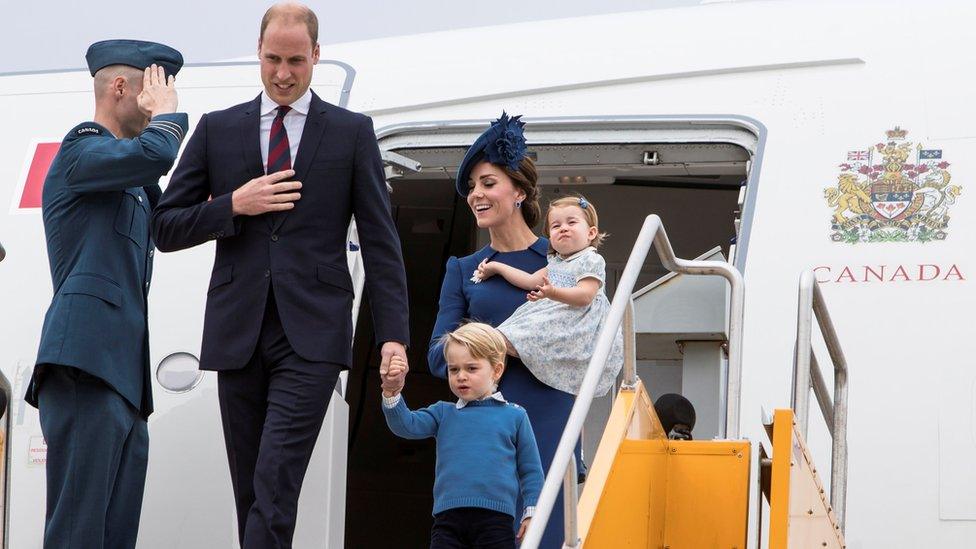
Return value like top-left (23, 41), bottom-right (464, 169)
top-left (218, 289), bottom-right (342, 549)
top-left (38, 365), bottom-right (148, 549)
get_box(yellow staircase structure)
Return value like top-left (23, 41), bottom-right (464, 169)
top-left (518, 217), bottom-right (849, 548)
top-left (577, 381), bottom-right (845, 548)
top-left (578, 379), bottom-right (750, 548)
top-left (764, 408), bottom-right (845, 549)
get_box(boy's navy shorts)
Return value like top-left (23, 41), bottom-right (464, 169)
top-left (430, 507), bottom-right (516, 549)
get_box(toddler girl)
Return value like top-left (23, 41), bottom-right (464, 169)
top-left (474, 195), bottom-right (624, 396)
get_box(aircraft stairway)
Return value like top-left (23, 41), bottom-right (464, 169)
top-left (520, 216), bottom-right (849, 549)
top-left (573, 382), bottom-right (844, 548)
top-left (577, 377), bottom-right (751, 547)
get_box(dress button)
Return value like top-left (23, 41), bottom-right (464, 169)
top-left (271, 234), bottom-right (279, 242)
top-left (264, 270), bottom-right (271, 278)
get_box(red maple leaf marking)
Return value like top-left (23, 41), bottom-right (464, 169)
top-left (19, 142), bottom-right (61, 209)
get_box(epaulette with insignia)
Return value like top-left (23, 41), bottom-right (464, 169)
top-left (67, 122), bottom-right (107, 140)
top-left (75, 125), bottom-right (102, 136)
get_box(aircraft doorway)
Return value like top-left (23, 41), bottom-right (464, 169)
top-left (344, 119), bottom-right (756, 548)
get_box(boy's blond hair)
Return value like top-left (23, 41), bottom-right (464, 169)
top-left (546, 194), bottom-right (608, 249)
top-left (440, 322), bottom-right (507, 366)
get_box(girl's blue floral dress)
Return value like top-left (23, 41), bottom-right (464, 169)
top-left (498, 246), bottom-right (623, 396)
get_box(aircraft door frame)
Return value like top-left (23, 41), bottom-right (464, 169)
top-left (374, 115), bottom-right (767, 271)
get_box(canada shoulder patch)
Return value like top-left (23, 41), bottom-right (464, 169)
top-left (75, 126), bottom-right (102, 136)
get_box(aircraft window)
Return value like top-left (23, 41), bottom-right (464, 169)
top-left (156, 352), bottom-right (203, 393)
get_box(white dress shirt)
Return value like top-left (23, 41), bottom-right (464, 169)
top-left (259, 88), bottom-right (312, 173)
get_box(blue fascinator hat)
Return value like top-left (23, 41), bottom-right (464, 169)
top-left (455, 112), bottom-right (529, 196)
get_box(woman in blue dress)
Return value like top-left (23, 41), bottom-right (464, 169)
top-left (427, 113), bottom-right (579, 548)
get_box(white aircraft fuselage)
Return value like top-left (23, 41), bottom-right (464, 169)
top-left (1, 1), bottom-right (973, 547)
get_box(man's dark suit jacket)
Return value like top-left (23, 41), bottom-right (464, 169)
top-left (151, 92), bottom-right (409, 370)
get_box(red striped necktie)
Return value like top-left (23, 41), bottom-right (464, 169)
top-left (267, 105), bottom-right (292, 174)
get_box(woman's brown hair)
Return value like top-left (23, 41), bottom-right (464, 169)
top-left (502, 156), bottom-right (541, 228)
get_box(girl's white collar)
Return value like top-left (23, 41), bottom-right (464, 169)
top-left (555, 246), bottom-right (596, 262)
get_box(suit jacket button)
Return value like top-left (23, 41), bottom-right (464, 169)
top-left (264, 270), bottom-right (271, 278)
top-left (137, 195), bottom-right (143, 203)
top-left (271, 234), bottom-right (279, 242)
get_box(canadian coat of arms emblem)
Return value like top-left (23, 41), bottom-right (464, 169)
top-left (824, 127), bottom-right (962, 243)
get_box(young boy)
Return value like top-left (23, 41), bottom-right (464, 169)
top-left (381, 322), bottom-right (544, 548)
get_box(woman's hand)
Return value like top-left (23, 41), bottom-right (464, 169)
top-left (527, 276), bottom-right (553, 302)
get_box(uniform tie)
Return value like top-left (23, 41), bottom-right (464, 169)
top-left (267, 105), bottom-right (292, 174)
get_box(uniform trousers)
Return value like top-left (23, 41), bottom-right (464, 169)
top-left (430, 507), bottom-right (516, 549)
top-left (38, 364), bottom-right (148, 549)
top-left (217, 290), bottom-right (342, 549)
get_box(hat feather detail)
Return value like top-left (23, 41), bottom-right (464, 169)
top-left (483, 112), bottom-right (527, 171)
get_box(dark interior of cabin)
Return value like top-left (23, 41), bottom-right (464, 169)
top-left (344, 141), bottom-right (745, 547)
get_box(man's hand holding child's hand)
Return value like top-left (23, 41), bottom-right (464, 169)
top-left (381, 355), bottom-right (408, 397)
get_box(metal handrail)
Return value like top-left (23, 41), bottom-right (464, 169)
top-left (620, 301), bottom-right (638, 390)
top-left (562, 456), bottom-right (580, 548)
top-left (1, 370), bottom-right (12, 548)
top-left (792, 270), bottom-right (849, 532)
top-left (521, 214), bottom-right (745, 549)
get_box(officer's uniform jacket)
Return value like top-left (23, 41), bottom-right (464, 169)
top-left (27, 113), bottom-right (188, 418)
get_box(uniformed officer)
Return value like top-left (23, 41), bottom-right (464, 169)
top-left (25, 40), bottom-right (188, 549)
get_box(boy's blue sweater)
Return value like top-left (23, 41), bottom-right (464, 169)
top-left (382, 396), bottom-right (544, 518)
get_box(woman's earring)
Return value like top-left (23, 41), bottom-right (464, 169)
top-left (515, 200), bottom-right (522, 208)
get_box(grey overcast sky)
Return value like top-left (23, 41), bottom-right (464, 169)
top-left (1, 0), bottom-right (707, 74)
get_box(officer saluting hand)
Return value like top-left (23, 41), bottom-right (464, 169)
top-left (25, 40), bottom-right (187, 549)
top-left (137, 63), bottom-right (179, 127)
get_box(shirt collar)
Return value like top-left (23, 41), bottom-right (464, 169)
top-left (456, 391), bottom-right (507, 409)
top-left (83, 121), bottom-right (116, 139)
top-left (260, 88), bottom-right (313, 117)
top-left (555, 246), bottom-right (596, 262)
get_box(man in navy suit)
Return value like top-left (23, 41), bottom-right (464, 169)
top-left (27, 40), bottom-right (187, 548)
top-left (151, 3), bottom-right (410, 547)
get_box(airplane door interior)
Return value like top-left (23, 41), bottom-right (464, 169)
top-left (344, 117), bottom-right (758, 547)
